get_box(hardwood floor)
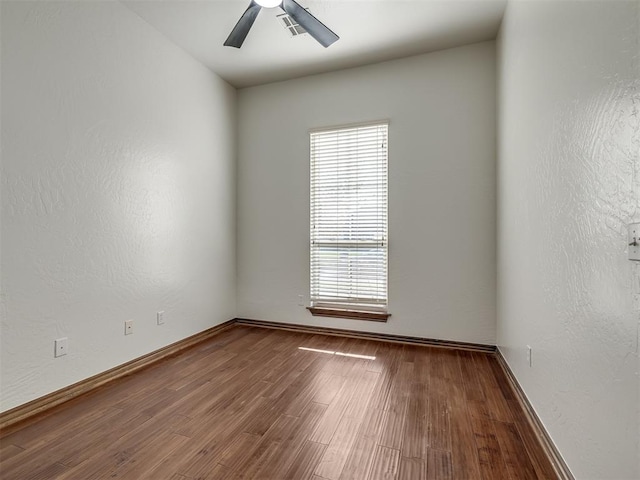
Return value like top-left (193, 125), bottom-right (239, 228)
top-left (0, 326), bottom-right (557, 479)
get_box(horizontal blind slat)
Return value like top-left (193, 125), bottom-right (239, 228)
top-left (310, 123), bottom-right (388, 309)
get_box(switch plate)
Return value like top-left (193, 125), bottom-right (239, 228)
top-left (157, 311), bottom-right (165, 325)
top-left (629, 223), bottom-right (640, 261)
top-left (125, 320), bottom-right (133, 335)
top-left (55, 338), bottom-right (68, 357)
top-left (526, 345), bottom-right (532, 367)
top-left (297, 295), bottom-right (305, 307)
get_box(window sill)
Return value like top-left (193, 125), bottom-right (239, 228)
top-left (306, 307), bottom-right (390, 322)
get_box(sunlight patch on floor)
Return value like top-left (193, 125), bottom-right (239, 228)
top-left (298, 346), bottom-right (376, 361)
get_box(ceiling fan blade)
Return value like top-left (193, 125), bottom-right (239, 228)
top-left (281, 0), bottom-right (339, 48)
top-left (224, 1), bottom-right (262, 48)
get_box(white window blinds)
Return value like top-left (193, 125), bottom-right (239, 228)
top-left (310, 122), bottom-right (388, 312)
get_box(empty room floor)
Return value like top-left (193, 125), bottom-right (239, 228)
top-left (0, 326), bottom-right (556, 479)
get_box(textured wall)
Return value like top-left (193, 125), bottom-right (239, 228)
top-left (237, 42), bottom-right (497, 345)
top-left (0, 1), bottom-right (237, 411)
top-left (497, 0), bottom-right (640, 477)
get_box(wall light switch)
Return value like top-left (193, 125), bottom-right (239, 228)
top-left (157, 311), bottom-right (165, 325)
top-left (629, 223), bottom-right (640, 261)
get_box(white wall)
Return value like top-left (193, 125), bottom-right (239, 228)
top-left (497, 1), bottom-right (640, 478)
top-left (237, 42), bottom-right (496, 345)
top-left (0, 1), bottom-right (236, 412)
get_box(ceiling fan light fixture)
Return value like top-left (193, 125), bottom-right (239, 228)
top-left (255, 0), bottom-right (282, 8)
top-left (224, 0), bottom-right (338, 48)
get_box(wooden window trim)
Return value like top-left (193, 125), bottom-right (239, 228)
top-left (306, 307), bottom-right (390, 322)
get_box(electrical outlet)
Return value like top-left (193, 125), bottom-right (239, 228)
top-left (125, 320), bottom-right (133, 335)
top-left (297, 295), bottom-right (305, 307)
top-left (629, 223), bottom-right (640, 261)
top-left (527, 345), bottom-right (532, 367)
top-left (55, 338), bottom-right (68, 357)
top-left (157, 311), bottom-right (165, 325)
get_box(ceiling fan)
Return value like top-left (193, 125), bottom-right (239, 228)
top-left (224, 0), bottom-right (339, 49)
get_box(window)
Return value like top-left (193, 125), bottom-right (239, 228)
top-left (309, 121), bottom-right (389, 320)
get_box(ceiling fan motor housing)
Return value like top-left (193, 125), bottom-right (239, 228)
top-left (224, 0), bottom-right (339, 49)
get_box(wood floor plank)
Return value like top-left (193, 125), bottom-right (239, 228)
top-left (182, 409), bottom-right (295, 478)
top-left (360, 406), bottom-right (386, 440)
top-left (343, 370), bottom-right (380, 420)
top-left (473, 353), bottom-right (513, 423)
top-left (313, 374), bottom-right (345, 405)
top-left (494, 420), bottom-right (539, 480)
top-left (262, 351), bottom-right (322, 399)
top-left (257, 402), bottom-right (328, 480)
top-left (367, 342), bottom-right (392, 373)
top-left (427, 377), bottom-right (451, 452)
top-left (399, 456), bottom-right (426, 480)
top-left (425, 449), bottom-right (453, 480)
top-left (173, 380), bottom-right (271, 439)
top-left (431, 349), bottom-right (464, 384)
top-left (324, 346), bottom-right (357, 376)
top-left (239, 413), bottom-right (307, 479)
top-left (246, 328), bottom-right (284, 351)
top-left (338, 435), bottom-right (377, 480)
top-left (368, 345), bottom-right (402, 411)
top-left (284, 371), bottom-right (331, 416)
top-left (229, 440), bottom-right (281, 480)
top-left (57, 411), bottom-right (154, 467)
top-left (148, 436), bottom-right (232, 480)
top-left (201, 463), bottom-right (232, 480)
top-left (384, 361), bottom-right (414, 414)
top-left (471, 416), bottom-right (510, 480)
top-left (309, 379), bottom-right (354, 445)
top-left (458, 351), bottom-right (484, 395)
top-left (0, 407), bottom-right (127, 478)
top-left (343, 338), bottom-right (379, 358)
top-left (168, 474), bottom-right (188, 480)
top-left (459, 351), bottom-right (491, 421)
top-left (242, 370), bottom-right (319, 436)
top-left (368, 445), bottom-right (400, 480)
top-left (314, 416), bottom-right (361, 479)
top-left (55, 414), bottom-right (188, 480)
top-left (2, 404), bottom-right (122, 452)
top-left (10, 461), bottom-right (68, 480)
top-left (446, 380), bottom-right (482, 479)
top-left (0, 443), bottom-right (24, 462)
top-left (402, 381), bottom-right (428, 459)
top-left (379, 361), bottom-right (412, 450)
top-left (399, 344), bottom-right (419, 363)
top-left (379, 409), bottom-right (407, 451)
top-left (283, 440), bottom-right (327, 480)
top-left (107, 432), bottom-right (191, 480)
top-left (165, 349), bottom-right (237, 391)
top-left (217, 432), bottom-right (262, 470)
top-left (0, 326), bottom-right (555, 480)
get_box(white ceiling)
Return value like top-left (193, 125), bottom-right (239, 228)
top-left (122, 0), bottom-right (507, 88)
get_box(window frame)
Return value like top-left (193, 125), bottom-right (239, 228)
top-left (308, 120), bottom-right (390, 322)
